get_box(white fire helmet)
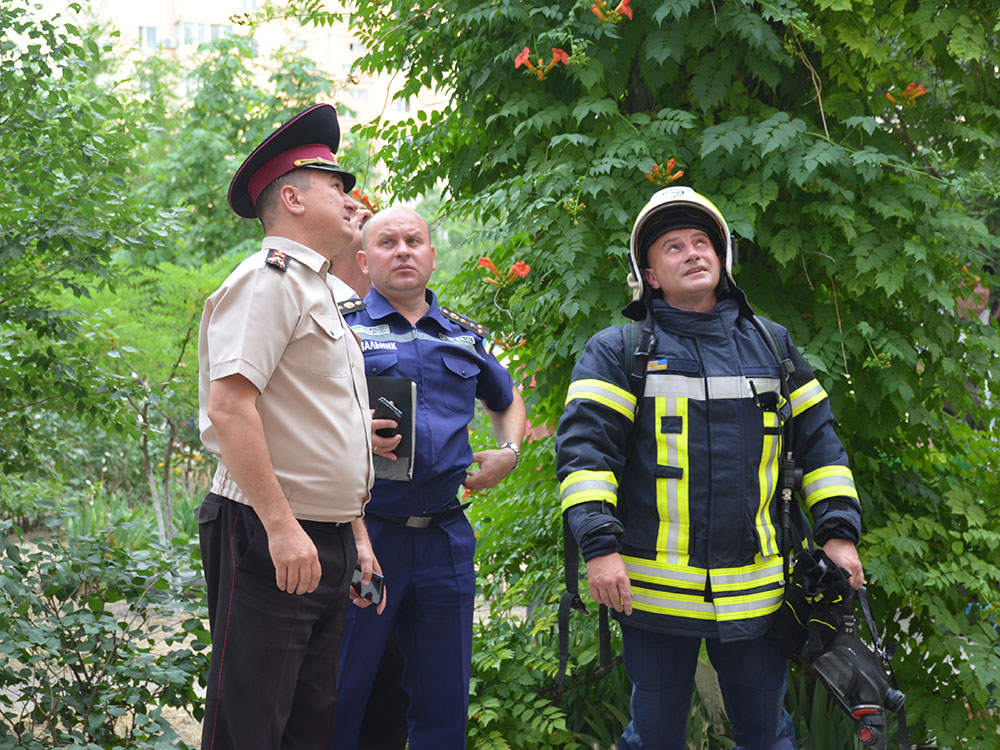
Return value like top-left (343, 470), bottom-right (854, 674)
top-left (625, 186), bottom-right (736, 318)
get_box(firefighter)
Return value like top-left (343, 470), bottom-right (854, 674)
top-left (555, 186), bottom-right (865, 749)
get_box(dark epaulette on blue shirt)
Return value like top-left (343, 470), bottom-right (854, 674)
top-left (265, 248), bottom-right (289, 272)
top-left (440, 306), bottom-right (489, 337)
top-left (337, 297), bottom-right (366, 314)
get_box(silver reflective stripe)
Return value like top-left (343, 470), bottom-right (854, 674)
top-left (566, 380), bottom-right (637, 416)
top-left (352, 328), bottom-right (480, 355)
top-left (626, 559), bottom-right (705, 587)
top-left (660, 398), bottom-right (683, 564)
top-left (707, 376), bottom-right (745, 400)
top-left (644, 375), bottom-right (780, 401)
top-left (644, 374), bottom-right (703, 399)
top-left (791, 380), bottom-right (826, 413)
top-left (632, 590), bottom-right (718, 616)
top-left (802, 473), bottom-right (857, 497)
top-left (353, 329), bottom-right (416, 344)
top-left (710, 559), bottom-right (783, 588)
top-left (560, 478), bottom-right (617, 500)
top-left (713, 589), bottom-right (784, 616)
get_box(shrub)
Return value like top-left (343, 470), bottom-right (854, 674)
top-left (0, 522), bottom-right (209, 749)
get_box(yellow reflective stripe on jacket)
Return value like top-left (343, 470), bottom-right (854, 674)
top-left (623, 555), bottom-right (783, 594)
top-left (565, 378), bottom-right (637, 421)
top-left (790, 379), bottom-right (827, 416)
top-left (801, 465), bottom-right (859, 509)
top-left (755, 411), bottom-right (781, 557)
top-left (630, 584), bottom-right (784, 621)
top-left (560, 470), bottom-right (618, 512)
top-left (654, 396), bottom-right (690, 565)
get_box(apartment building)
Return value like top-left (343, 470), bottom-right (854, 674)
top-left (43, 0), bottom-right (441, 131)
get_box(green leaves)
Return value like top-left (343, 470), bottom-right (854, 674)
top-left (309, 0), bottom-right (1000, 745)
top-left (699, 116), bottom-right (751, 157)
top-left (751, 112), bottom-right (808, 157)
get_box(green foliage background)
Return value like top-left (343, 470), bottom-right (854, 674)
top-left (339, 0), bottom-right (1000, 746)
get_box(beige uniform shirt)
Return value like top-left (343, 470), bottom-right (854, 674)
top-left (198, 236), bottom-right (374, 523)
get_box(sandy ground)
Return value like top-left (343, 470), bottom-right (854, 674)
top-left (162, 703), bottom-right (202, 748)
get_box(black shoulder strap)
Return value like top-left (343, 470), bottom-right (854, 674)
top-left (337, 297), bottom-right (365, 314)
top-left (557, 315), bottom-right (653, 696)
top-left (621, 310), bottom-right (655, 404)
top-left (753, 315), bottom-right (792, 376)
top-left (750, 315), bottom-right (812, 574)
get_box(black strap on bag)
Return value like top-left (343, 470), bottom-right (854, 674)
top-left (555, 312), bottom-right (654, 696)
top-left (857, 587), bottom-right (911, 750)
top-left (749, 315), bottom-right (802, 571)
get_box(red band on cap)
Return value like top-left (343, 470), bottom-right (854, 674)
top-left (247, 143), bottom-right (338, 205)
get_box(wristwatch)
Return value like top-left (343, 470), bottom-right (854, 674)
top-left (498, 441), bottom-right (520, 469)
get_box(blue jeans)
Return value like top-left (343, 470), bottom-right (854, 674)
top-left (618, 624), bottom-right (797, 750)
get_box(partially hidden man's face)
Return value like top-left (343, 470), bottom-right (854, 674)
top-left (360, 208), bottom-right (436, 296)
top-left (643, 227), bottom-right (721, 310)
top-left (300, 171), bottom-right (355, 243)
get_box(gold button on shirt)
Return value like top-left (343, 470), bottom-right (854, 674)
top-left (198, 236), bottom-right (373, 523)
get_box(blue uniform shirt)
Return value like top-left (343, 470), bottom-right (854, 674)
top-left (344, 287), bottom-right (514, 516)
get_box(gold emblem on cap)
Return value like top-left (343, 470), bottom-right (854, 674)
top-left (294, 156), bottom-right (340, 168)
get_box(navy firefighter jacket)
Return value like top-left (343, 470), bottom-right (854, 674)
top-left (343, 287), bottom-right (514, 517)
top-left (555, 298), bottom-right (862, 642)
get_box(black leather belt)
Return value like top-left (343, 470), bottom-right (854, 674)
top-left (367, 502), bottom-right (470, 529)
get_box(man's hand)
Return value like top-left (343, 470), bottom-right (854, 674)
top-left (267, 517), bottom-right (323, 595)
top-left (371, 414), bottom-right (402, 460)
top-left (464, 447), bottom-right (517, 490)
top-left (350, 519), bottom-right (387, 614)
top-left (823, 538), bottom-right (865, 590)
top-left (586, 552), bottom-right (633, 615)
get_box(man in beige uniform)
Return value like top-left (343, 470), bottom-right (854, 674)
top-left (196, 103), bottom-right (382, 750)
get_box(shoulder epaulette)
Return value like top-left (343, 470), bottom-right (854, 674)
top-left (337, 297), bottom-right (366, 314)
top-left (264, 248), bottom-right (288, 272)
top-left (440, 306), bottom-right (489, 337)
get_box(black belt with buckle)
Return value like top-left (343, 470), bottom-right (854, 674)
top-left (367, 502), bottom-right (471, 529)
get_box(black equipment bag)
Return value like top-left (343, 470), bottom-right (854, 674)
top-left (755, 320), bottom-right (911, 750)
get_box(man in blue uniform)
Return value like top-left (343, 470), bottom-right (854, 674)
top-left (556, 186), bottom-right (865, 749)
top-left (332, 206), bottom-right (527, 749)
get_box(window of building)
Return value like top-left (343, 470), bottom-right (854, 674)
top-left (349, 88), bottom-right (369, 100)
top-left (139, 26), bottom-right (158, 48)
top-left (198, 24), bottom-right (208, 44)
top-left (394, 97), bottom-right (412, 113)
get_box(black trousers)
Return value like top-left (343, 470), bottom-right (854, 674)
top-left (358, 628), bottom-right (410, 750)
top-left (197, 493), bottom-right (355, 750)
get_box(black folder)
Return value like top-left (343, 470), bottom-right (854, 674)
top-left (367, 376), bottom-right (416, 481)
